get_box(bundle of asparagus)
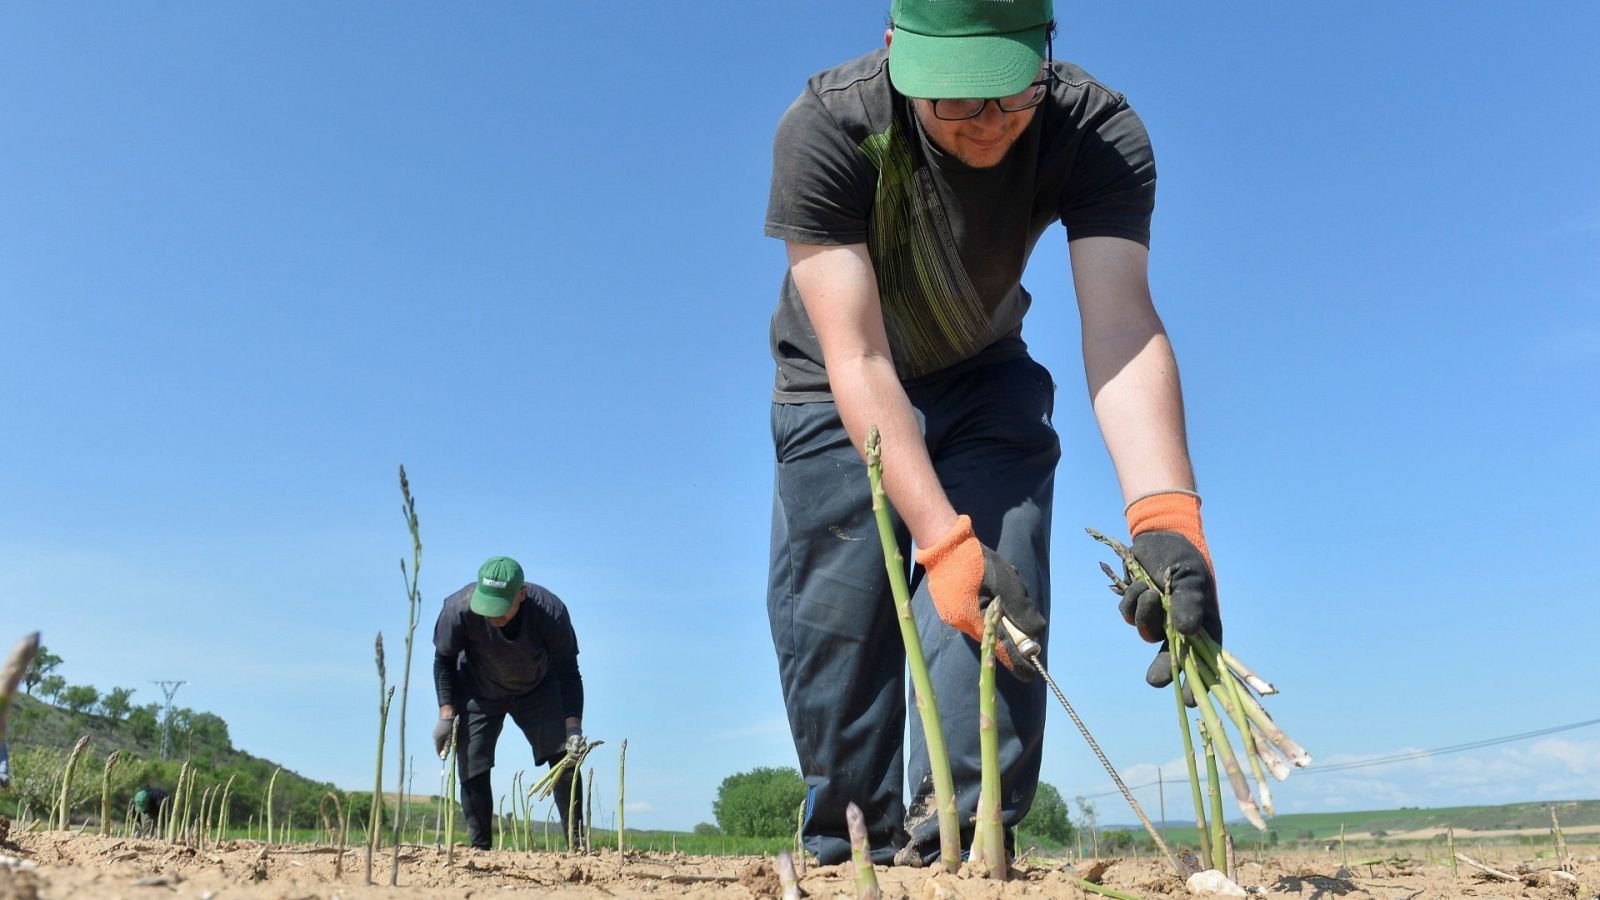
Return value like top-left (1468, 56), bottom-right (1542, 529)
top-left (1089, 528), bottom-right (1311, 872)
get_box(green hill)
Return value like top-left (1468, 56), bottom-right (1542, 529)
top-left (1094, 799), bottom-right (1600, 849)
top-left (3, 692), bottom-right (349, 832)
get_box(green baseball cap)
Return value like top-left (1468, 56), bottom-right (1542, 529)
top-left (133, 788), bottom-right (149, 813)
top-left (471, 556), bottom-right (524, 617)
top-left (888, 0), bottom-right (1053, 99)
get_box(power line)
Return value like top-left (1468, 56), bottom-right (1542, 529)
top-left (1300, 716), bottom-right (1600, 775)
top-left (1074, 715), bottom-right (1600, 801)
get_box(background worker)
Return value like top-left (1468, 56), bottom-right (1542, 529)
top-left (131, 786), bottom-right (171, 836)
top-left (764, 0), bottom-right (1223, 865)
top-left (432, 555), bottom-right (586, 850)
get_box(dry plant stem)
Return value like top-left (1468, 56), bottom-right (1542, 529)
top-left (1455, 852), bottom-right (1517, 881)
top-left (845, 802), bottom-right (881, 900)
top-left (391, 464), bottom-right (423, 887)
top-left (1199, 722), bottom-right (1226, 872)
top-left (776, 851), bottom-right (802, 900)
top-left (55, 735), bottom-right (91, 831)
top-left (973, 602), bottom-right (1008, 880)
top-left (0, 632), bottom-right (41, 747)
top-left (865, 426), bottom-right (962, 873)
top-left (1071, 879), bottom-right (1142, 900)
top-left (1551, 805), bottom-right (1569, 870)
top-left (99, 743), bottom-right (121, 832)
top-left (368, 630), bottom-right (392, 885)
top-left (319, 792), bottom-right (347, 877)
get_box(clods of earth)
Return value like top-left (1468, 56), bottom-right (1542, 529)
top-left (1, 825), bottom-right (1595, 899)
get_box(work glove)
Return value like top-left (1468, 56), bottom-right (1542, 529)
top-left (1119, 492), bottom-right (1222, 692)
top-left (915, 515), bottom-right (1047, 680)
top-left (432, 715), bottom-right (457, 760)
top-left (563, 726), bottom-right (585, 758)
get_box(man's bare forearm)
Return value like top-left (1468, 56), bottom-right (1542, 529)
top-left (829, 352), bottom-right (958, 548)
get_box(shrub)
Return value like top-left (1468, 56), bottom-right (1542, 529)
top-left (712, 767), bottom-right (806, 837)
top-left (1020, 782), bottom-right (1074, 845)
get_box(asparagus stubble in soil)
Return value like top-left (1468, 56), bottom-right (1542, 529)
top-left (865, 425), bottom-right (962, 872)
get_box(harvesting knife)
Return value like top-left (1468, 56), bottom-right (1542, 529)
top-left (1000, 616), bottom-right (1193, 876)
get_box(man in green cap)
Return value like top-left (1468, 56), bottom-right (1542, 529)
top-left (764, 0), bottom-right (1224, 865)
top-left (131, 786), bottom-right (171, 835)
top-left (432, 555), bottom-right (587, 850)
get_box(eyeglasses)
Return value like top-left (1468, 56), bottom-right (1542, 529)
top-left (924, 36), bottom-right (1056, 122)
top-left (927, 74), bottom-right (1053, 121)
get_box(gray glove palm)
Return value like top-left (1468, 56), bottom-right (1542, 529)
top-left (432, 716), bottom-right (457, 760)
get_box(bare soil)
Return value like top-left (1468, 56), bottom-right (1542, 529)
top-left (2, 828), bottom-right (1596, 899)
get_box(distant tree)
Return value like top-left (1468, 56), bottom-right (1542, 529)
top-left (1021, 782), bottom-right (1074, 845)
top-left (38, 674), bottom-right (67, 703)
top-left (1074, 795), bottom-right (1099, 856)
top-left (186, 712), bottom-right (232, 754)
top-left (61, 684), bottom-right (100, 715)
top-left (1102, 829), bottom-right (1135, 852)
top-left (24, 646), bottom-right (62, 695)
top-left (101, 687), bottom-right (136, 721)
top-left (127, 703), bottom-right (161, 743)
top-left (712, 767), bottom-right (806, 837)
top-left (693, 822), bottom-right (722, 836)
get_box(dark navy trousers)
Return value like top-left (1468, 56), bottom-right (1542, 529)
top-left (456, 678), bottom-right (581, 850)
top-left (767, 355), bottom-right (1059, 865)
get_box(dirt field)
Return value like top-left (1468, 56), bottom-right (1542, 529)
top-left (1, 828), bottom-right (1595, 899)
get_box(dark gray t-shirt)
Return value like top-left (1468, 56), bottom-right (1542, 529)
top-left (765, 48), bottom-right (1156, 402)
top-left (432, 581), bottom-right (582, 714)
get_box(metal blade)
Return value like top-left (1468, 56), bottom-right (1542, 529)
top-left (1027, 654), bottom-right (1195, 877)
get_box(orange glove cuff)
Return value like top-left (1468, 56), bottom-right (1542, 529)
top-left (914, 515), bottom-right (985, 640)
top-left (1126, 491), bottom-right (1214, 573)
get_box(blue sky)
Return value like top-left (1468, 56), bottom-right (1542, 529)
top-left (2, 2), bottom-right (1596, 832)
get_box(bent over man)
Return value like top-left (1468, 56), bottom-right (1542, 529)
top-left (433, 555), bottom-right (586, 850)
top-left (764, 0), bottom-right (1223, 866)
